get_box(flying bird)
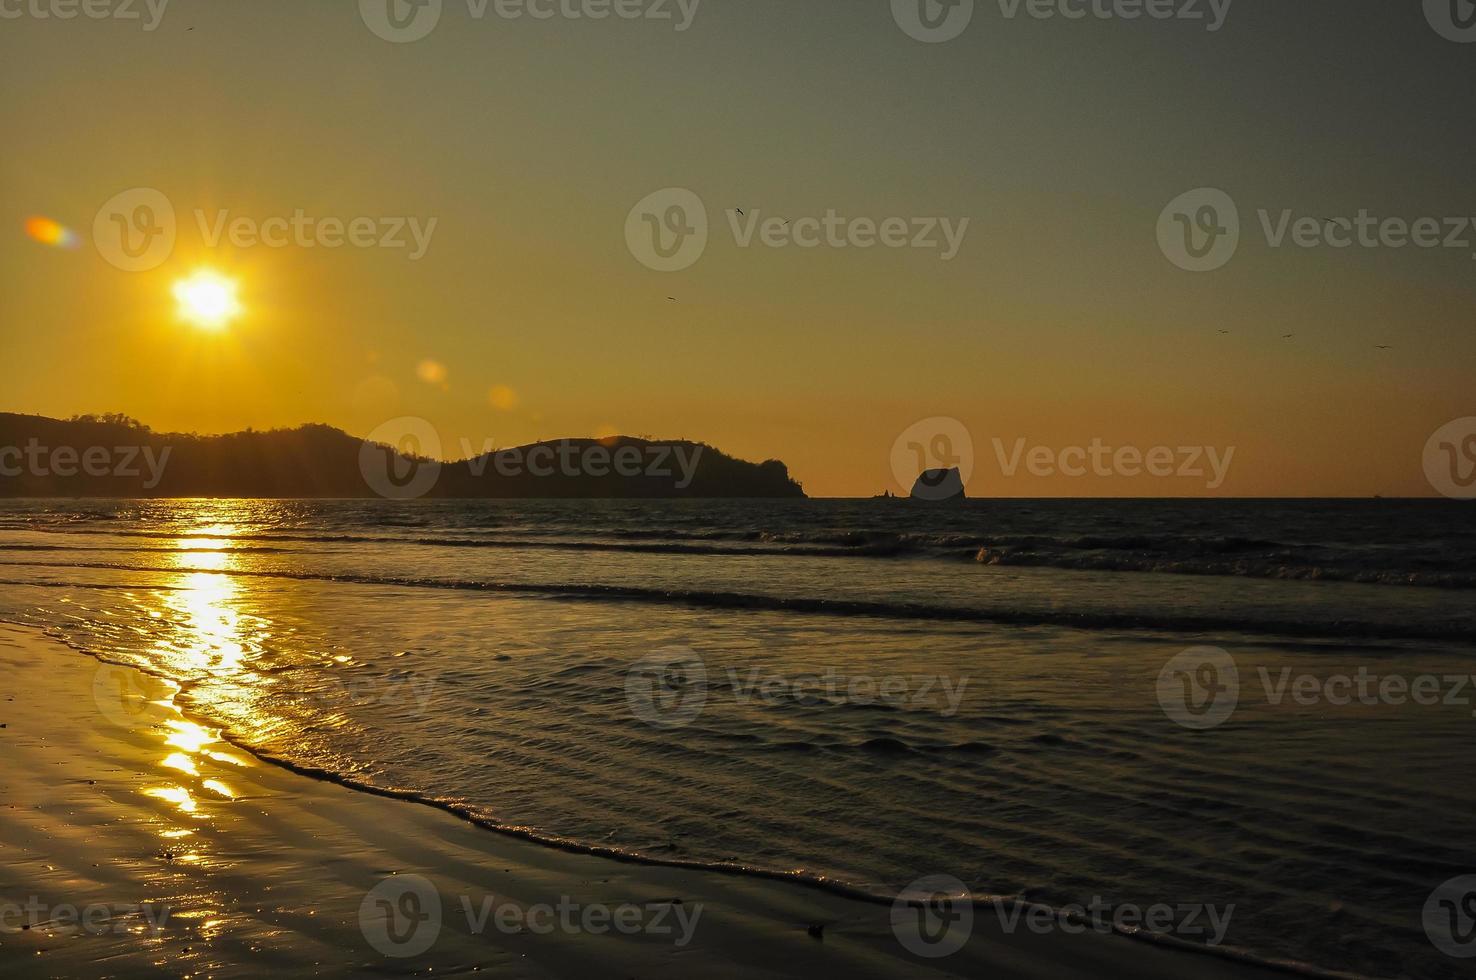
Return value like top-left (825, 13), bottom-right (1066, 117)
top-left (1375, 345), bottom-right (1392, 350)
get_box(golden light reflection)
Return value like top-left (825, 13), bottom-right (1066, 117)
top-left (165, 719), bottom-right (214, 754)
top-left (114, 512), bottom-right (281, 858)
top-left (162, 752), bottom-right (199, 776)
top-left (177, 537), bottom-right (231, 553)
top-left (201, 779), bottom-right (236, 800)
top-left (205, 749), bottom-right (250, 767)
top-left (145, 786), bottom-right (198, 814)
top-left (162, 570), bottom-right (244, 674)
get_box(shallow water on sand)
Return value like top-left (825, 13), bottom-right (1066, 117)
top-left (1, 499), bottom-right (1473, 979)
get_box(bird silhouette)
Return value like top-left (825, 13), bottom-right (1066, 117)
top-left (1375, 345), bottom-right (1391, 350)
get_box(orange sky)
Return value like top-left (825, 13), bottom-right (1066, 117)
top-left (2, 2), bottom-right (1473, 496)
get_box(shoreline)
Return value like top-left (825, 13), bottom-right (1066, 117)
top-left (0, 622), bottom-right (1344, 978)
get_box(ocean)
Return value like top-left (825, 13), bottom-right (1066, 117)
top-left (1, 498), bottom-right (1472, 979)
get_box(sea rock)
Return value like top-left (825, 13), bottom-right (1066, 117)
top-left (910, 467), bottom-right (966, 501)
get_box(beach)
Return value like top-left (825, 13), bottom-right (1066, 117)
top-left (1, 498), bottom-right (1472, 978)
top-left (0, 621), bottom-right (1304, 978)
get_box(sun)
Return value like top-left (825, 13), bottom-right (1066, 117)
top-left (173, 271), bottom-right (241, 330)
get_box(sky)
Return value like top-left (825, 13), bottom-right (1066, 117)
top-left (2, 0), bottom-right (1474, 497)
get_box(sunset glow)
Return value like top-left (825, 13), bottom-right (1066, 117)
top-left (173, 271), bottom-right (241, 331)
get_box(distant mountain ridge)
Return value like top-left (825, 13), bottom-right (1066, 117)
top-left (0, 413), bottom-right (806, 499)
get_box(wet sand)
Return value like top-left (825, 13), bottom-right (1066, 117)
top-left (0, 622), bottom-right (1303, 978)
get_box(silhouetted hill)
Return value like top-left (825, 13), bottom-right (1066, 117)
top-left (0, 413), bottom-right (806, 499)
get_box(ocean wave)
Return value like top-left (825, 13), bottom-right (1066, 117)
top-left (4, 556), bottom-right (1469, 643)
top-left (5, 616), bottom-right (1374, 980)
top-left (19, 522), bottom-right (1476, 589)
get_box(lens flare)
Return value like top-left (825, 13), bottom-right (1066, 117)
top-left (24, 216), bottom-right (81, 249)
